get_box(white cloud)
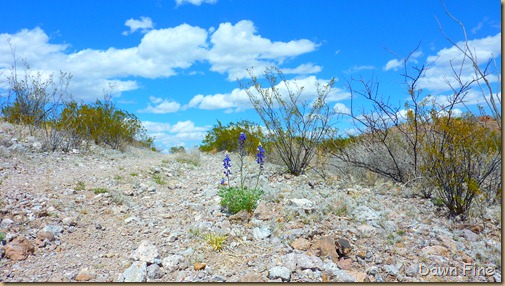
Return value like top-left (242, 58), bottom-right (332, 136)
top-left (384, 58), bottom-right (403, 71)
top-left (185, 75), bottom-right (350, 112)
top-left (143, 119), bottom-right (210, 151)
top-left (123, 17), bottom-right (154, 35)
top-left (142, 121), bottom-right (172, 132)
top-left (175, 0), bottom-right (217, 6)
top-left (333, 102), bottom-right (351, 115)
top-left (281, 63), bottom-right (322, 75)
top-left (344, 65), bottom-right (375, 74)
top-left (208, 20), bottom-right (318, 80)
top-left (0, 21), bottom-right (321, 101)
top-left (138, 96), bottom-right (181, 113)
top-left (383, 50), bottom-right (423, 71)
top-left (418, 33), bottom-right (501, 92)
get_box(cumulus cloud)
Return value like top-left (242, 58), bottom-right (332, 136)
top-left (175, 0), bottom-right (217, 6)
top-left (383, 50), bottom-right (423, 71)
top-left (333, 102), bottom-right (351, 115)
top-left (142, 119), bottom-right (210, 150)
top-left (281, 63), bottom-right (322, 75)
top-left (0, 21), bottom-right (319, 101)
top-left (138, 96), bottom-right (181, 114)
top-left (184, 75), bottom-right (350, 112)
top-left (123, 16), bottom-right (154, 35)
top-left (418, 33), bottom-right (501, 92)
top-left (208, 20), bottom-right (319, 80)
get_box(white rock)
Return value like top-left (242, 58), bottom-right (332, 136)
top-left (268, 266), bottom-right (291, 281)
top-left (289, 198), bottom-right (315, 211)
top-left (252, 226), bottom-right (271, 240)
top-left (131, 240), bottom-right (162, 265)
top-left (122, 261), bottom-right (147, 282)
top-left (162, 254), bottom-right (187, 272)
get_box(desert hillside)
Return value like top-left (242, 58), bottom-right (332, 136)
top-left (0, 121), bottom-right (501, 282)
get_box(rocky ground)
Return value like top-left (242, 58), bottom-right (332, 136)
top-left (0, 121), bottom-right (501, 282)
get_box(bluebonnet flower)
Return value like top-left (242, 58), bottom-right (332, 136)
top-left (238, 132), bottom-right (247, 148)
top-left (223, 153), bottom-right (232, 178)
top-left (256, 144), bottom-right (265, 169)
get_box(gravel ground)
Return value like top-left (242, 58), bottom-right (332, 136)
top-left (0, 122), bottom-right (501, 282)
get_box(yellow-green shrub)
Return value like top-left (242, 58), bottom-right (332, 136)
top-left (420, 113), bottom-right (501, 219)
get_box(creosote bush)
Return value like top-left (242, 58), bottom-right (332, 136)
top-left (420, 113), bottom-right (501, 219)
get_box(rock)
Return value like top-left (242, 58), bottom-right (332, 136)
top-left (210, 275), bottom-right (226, 282)
top-left (124, 216), bottom-right (141, 224)
top-left (296, 254), bottom-right (324, 271)
top-left (194, 262), bottom-right (206, 271)
top-left (1, 218), bottom-right (14, 229)
top-left (322, 261), bottom-right (355, 282)
top-left (289, 198), bottom-right (315, 212)
top-left (37, 231), bottom-right (55, 242)
top-left (147, 264), bottom-right (163, 280)
top-left (384, 264), bottom-right (399, 277)
top-left (347, 270), bottom-right (368, 282)
top-left (337, 257), bottom-right (353, 270)
top-left (122, 261), bottom-right (147, 282)
top-left (436, 234), bottom-right (457, 252)
top-left (162, 254), bottom-right (187, 272)
top-left (405, 263), bottom-right (418, 277)
top-left (461, 229), bottom-right (478, 242)
top-left (268, 266), bottom-right (291, 282)
top-left (335, 238), bottom-right (352, 257)
top-left (9, 143), bottom-right (26, 153)
top-left (4, 236), bottom-right (34, 261)
top-left (291, 237), bottom-right (311, 251)
top-left (421, 245), bottom-right (448, 256)
top-left (461, 254), bottom-right (473, 263)
top-left (131, 240), bottom-right (162, 265)
top-left (75, 268), bottom-right (95, 281)
top-left (62, 217), bottom-right (77, 226)
top-left (253, 201), bottom-right (272, 220)
top-left (493, 272), bottom-right (501, 282)
top-left (43, 224), bottom-right (63, 237)
top-left (240, 273), bottom-right (264, 282)
top-left (351, 206), bottom-right (379, 222)
top-left (309, 235), bottom-right (339, 263)
top-left (252, 226), bottom-right (271, 240)
top-left (228, 210), bottom-right (250, 222)
top-left (357, 224), bottom-right (376, 237)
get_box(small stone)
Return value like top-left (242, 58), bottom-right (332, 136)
top-left (75, 268), bottom-right (95, 281)
top-left (336, 258), bottom-right (353, 270)
top-left (384, 264), bottom-right (399, 277)
top-left (1, 219), bottom-right (14, 229)
top-left (309, 235), bottom-right (339, 263)
top-left (253, 201), bottom-right (272, 220)
top-left (461, 229), bottom-right (478, 242)
top-left (43, 224), bottom-right (63, 236)
top-left (291, 238), bottom-right (311, 251)
top-left (421, 245), bottom-right (448, 256)
top-left (122, 261), bottom-right (147, 282)
top-left (296, 253), bottom-right (324, 271)
top-left (210, 275), bottom-right (227, 282)
top-left (124, 216), bottom-right (141, 224)
top-left (289, 198), bottom-right (315, 212)
top-left (194, 262), bottom-right (206, 271)
top-left (347, 270), bottom-right (368, 282)
top-left (228, 210), bottom-right (250, 222)
top-left (240, 273), bottom-right (264, 282)
top-left (62, 217), bottom-right (77, 226)
top-left (4, 236), bottom-right (34, 261)
top-left (37, 231), bottom-right (55, 242)
top-left (357, 224), bottom-right (376, 237)
top-left (462, 254), bottom-right (473, 263)
top-left (162, 255), bottom-right (186, 272)
top-left (252, 226), bottom-right (271, 240)
top-left (131, 240), bottom-right (162, 265)
top-left (147, 264), bottom-right (163, 280)
top-left (405, 263), bottom-right (418, 277)
top-left (268, 266), bottom-right (291, 282)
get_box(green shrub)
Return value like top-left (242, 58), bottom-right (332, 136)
top-left (420, 113), bottom-right (501, 219)
top-left (58, 99), bottom-right (155, 151)
top-left (93, 188), bottom-right (108, 194)
top-left (199, 119), bottom-right (270, 154)
top-left (169, 146), bottom-right (185, 154)
top-left (218, 186), bottom-right (264, 214)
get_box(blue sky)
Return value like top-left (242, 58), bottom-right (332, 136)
top-left (0, 0), bottom-right (501, 152)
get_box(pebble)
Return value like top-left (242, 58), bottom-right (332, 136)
top-left (268, 266), bottom-right (291, 281)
